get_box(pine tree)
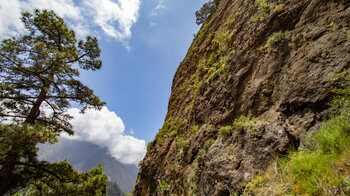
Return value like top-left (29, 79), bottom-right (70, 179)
top-left (0, 9), bottom-right (107, 195)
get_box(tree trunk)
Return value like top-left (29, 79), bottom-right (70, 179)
top-left (0, 148), bottom-right (19, 195)
top-left (25, 88), bottom-right (47, 124)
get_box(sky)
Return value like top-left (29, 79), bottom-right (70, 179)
top-left (0, 0), bottom-right (206, 165)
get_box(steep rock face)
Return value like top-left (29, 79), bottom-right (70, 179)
top-left (135, 0), bottom-right (350, 195)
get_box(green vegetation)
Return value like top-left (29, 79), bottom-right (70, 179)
top-left (219, 125), bottom-right (234, 140)
top-left (225, 146), bottom-right (235, 154)
top-left (225, 7), bottom-right (242, 27)
top-left (0, 9), bottom-right (107, 195)
top-left (249, 0), bottom-right (270, 23)
top-left (233, 112), bottom-right (255, 131)
top-left (196, 148), bottom-right (205, 163)
top-left (192, 125), bottom-right (199, 133)
top-left (345, 31), bottom-right (350, 39)
top-left (159, 180), bottom-right (171, 191)
top-left (203, 35), bottom-right (232, 84)
top-left (204, 138), bottom-right (215, 150)
top-left (195, 0), bottom-right (221, 25)
top-left (156, 117), bottom-right (186, 143)
top-left (245, 70), bottom-right (350, 195)
top-left (175, 137), bottom-right (190, 151)
top-left (267, 30), bottom-right (290, 46)
top-left (328, 21), bottom-right (338, 31)
top-left (259, 30), bottom-right (290, 53)
top-left (188, 182), bottom-right (198, 196)
top-left (249, 1), bottom-right (284, 24)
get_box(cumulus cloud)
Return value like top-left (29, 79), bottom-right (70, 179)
top-left (62, 107), bottom-right (146, 165)
top-left (0, 0), bottom-right (141, 43)
top-left (84, 0), bottom-right (140, 41)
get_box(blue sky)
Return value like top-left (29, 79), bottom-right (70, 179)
top-left (0, 0), bottom-right (206, 165)
top-left (89, 0), bottom-right (206, 141)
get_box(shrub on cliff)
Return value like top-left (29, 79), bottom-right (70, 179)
top-left (195, 0), bottom-right (221, 25)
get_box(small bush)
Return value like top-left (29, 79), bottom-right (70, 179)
top-left (219, 125), bottom-right (233, 140)
top-left (233, 112), bottom-right (254, 129)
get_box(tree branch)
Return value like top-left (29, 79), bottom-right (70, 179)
top-left (14, 161), bottom-right (65, 182)
top-left (63, 52), bottom-right (88, 64)
top-left (0, 114), bottom-right (27, 119)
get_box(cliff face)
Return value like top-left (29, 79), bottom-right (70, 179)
top-left (134, 0), bottom-right (350, 195)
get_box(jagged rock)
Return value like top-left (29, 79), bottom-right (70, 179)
top-left (134, 0), bottom-right (350, 195)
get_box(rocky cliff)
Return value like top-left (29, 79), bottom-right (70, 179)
top-left (134, 0), bottom-right (350, 195)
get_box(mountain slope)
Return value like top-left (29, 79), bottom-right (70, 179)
top-left (134, 0), bottom-right (350, 195)
top-left (38, 138), bottom-right (138, 194)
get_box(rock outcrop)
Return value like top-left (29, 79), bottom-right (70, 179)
top-left (134, 0), bottom-right (350, 195)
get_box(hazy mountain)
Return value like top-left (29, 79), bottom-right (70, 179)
top-left (38, 138), bottom-right (139, 193)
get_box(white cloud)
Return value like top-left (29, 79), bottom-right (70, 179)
top-left (0, 0), bottom-right (141, 44)
top-left (150, 0), bottom-right (166, 16)
top-left (0, 0), bottom-right (23, 37)
top-left (83, 0), bottom-right (140, 41)
top-left (63, 107), bottom-right (146, 165)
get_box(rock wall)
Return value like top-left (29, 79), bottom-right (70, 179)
top-left (134, 0), bottom-right (350, 195)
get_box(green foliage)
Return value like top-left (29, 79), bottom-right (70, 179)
top-left (272, 4), bottom-right (284, 13)
top-left (205, 49), bottom-right (231, 84)
top-left (204, 138), bottom-right (215, 151)
top-left (0, 9), bottom-right (105, 133)
top-left (312, 113), bottom-right (350, 156)
top-left (195, 0), bottom-right (221, 25)
top-left (245, 73), bottom-right (350, 195)
top-left (196, 149), bottom-right (205, 163)
top-left (0, 9), bottom-right (107, 195)
top-left (268, 31), bottom-right (289, 44)
top-left (219, 125), bottom-right (233, 140)
top-left (287, 106), bottom-right (350, 194)
top-left (0, 120), bottom-right (108, 196)
top-left (249, 0), bottom-right (270, 23)
top-left (225, 7), bottom-right (242, 26)
top-left (329, 69), bottom-right (350, 108)
top-left (345, 31), bottom-right (350, 39)
top-left (32, 163), bottom-right (106, 195)
top-left (259, 30), bottom-right (290, 53)
top-left (233, 112), bottom-right (254, 130)
top-left (175, 137), bottom-right (190, 151)
top-left (192, 125), bottom-right (199, 133)
top-left (328, 21), bottom-right (338, 31)
top-left (156, 117), bottom-right (186, 143)
top-left (225, 146), bottom-right (235, 154)
top-left (188, 182), bottom-right (198, 196)
top-left (159, 180), bottom-right (172, 191)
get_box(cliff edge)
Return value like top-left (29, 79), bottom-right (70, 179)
top-left (135, 0), bottom-right (350, 195)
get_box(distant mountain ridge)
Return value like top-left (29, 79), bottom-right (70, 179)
top-left (38, 138), bottom-right (138, 194)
